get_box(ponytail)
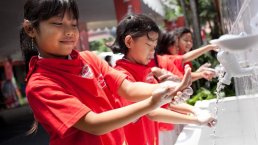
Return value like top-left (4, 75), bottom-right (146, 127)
top-left (26, 120), bottom-right (38, 135)
top-left (20, 28), bottom-right (39, 135)
top-left (109, 40), bottom-right (123, 54)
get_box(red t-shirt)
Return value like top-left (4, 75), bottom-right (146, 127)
top-left (26, 50), bottom-right (127, 145)
top-left (150, 54), bottom-right (184, 78)
top-left (148, 55), bottom-right (185, 131)
top-left (148, 55), bottom-right (183, 131)
top-left (115, 59), bottom-right (159, 145)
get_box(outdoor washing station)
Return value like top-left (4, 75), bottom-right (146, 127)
top-left (175, 1), bottom-right (258, 144)
top-left (174, 34), bottom-right (258, 145)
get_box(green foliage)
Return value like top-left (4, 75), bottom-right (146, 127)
top-left (164, 5), bottom-right (183, 21)
top-left (197, 0), bottom-right (222, 39)
top-left (89, 38), bottom-right (113, 52)
top-left (198, 0), bottom-right (217, 24)
top-left (187, 87), bottom-right (217, 105)
top-left (192, 51), bottom-right (219, 70)
top-left (176, 0), bottom-right (222, 39)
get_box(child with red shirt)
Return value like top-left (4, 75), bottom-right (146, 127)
top-left (156, 31), bottom-right (218, 81)
top-left (21, 1), bottom-right (193, 145)
top-left (110, 14), bottom-right (217, 145)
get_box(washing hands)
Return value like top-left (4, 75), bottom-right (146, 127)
top-left (150, 66), bottom-right (216, 127)
top-left (151, 65), bottom-right (193, 105)
top-left (196, 63), bottom-right (217, 81)
top-left (172, 87), bottom-right (193, 104)
top-left (192, 107), bottom-right (217, 127)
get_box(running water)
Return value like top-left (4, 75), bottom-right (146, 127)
top-left (210, 65), bottom-right (226, 145)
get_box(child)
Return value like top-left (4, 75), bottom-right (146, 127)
top-left (156, 31), bottom-right (218, 81)
top-left (110, 14), bottom-right (216, 145)
top-left (20, 1), bottom-right (192, 145)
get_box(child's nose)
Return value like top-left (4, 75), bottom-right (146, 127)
top-left (64, 25), bottom-right (76, 37)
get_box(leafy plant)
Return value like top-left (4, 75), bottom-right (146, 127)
top-left (89, 38), bottom-right (113, 52)
top-left (187, 87), bottom-right (217, 105)
top-left (164, 5), bottom-right (183, 21)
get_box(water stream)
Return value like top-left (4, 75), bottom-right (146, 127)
top-left (210, 65), bottom-right (226, 145)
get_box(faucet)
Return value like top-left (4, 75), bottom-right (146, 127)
top-left (210, 32), bottom-right (258, 85)
top-left (216, 50), bottom-right (255, 85)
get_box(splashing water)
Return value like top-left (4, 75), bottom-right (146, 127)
top-left (210, 65), bottom-right (226, 145)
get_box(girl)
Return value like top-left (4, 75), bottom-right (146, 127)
top-left (110, 14), bottom-right (216, 145)
top-left (156, 30), bottom-right (218, 81)
top-left (21, 0), bottom-right (192, 145)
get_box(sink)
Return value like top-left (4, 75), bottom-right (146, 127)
top-left (175, 94), bottom-right (258, 145)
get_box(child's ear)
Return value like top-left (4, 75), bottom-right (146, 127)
top-left (23, 19), bottom-right (36, 38)
top-left (124, 35), bottom-right (133, 49)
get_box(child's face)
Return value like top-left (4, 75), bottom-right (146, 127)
top-left (168, 44), bottom-right (178, 55)
top-left (126, 31), bottom-right (158, 65)
top-left (178, 33), bottom-right (193, 53)
top-left (34, 11), bottom-right (79, 58)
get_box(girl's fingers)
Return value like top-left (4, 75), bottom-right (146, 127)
top-left (158, 74), bottom-right (171, 82)
top-left (181, 65), bottom-right (192, 88)
top-left (151, 67), bottom-right (164, 77)
top-left (158, 74), bottom-right (181, 82)
top-left (203, 63), bottom-right (211, 68)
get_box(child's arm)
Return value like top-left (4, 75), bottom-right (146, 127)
top-left (73, 95), bottom-right (157, 135)
top-left (146, 107), bottom-right (216, 127)
top-left (117, 66), bottom-right (192, 102)
top-left (191, 70), bottom-right (216, 81)
top-left (182, 44), bottom-right (218, 63)
top-left (169, 103), bottom-right (195, 114)
top-left (73, 67), bottom-right (192, 135)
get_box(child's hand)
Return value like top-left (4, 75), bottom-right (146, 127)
top-left (207, 44), bottom-right (219, 52)
top-left (193, 108), bottom-right (217, 127)
top-left (170, 87), bottom-right (193, 104)
top-left (151, 67), bottom-right (181, 82)
top-left (152, 66), bottom-right (192, 107)
top-left (200, 70), bottom-right (216, 81)
top-left (150, 87), bottom-right (174, 108)
top-left (170, 65), bottom-right (192, 96)
top-left (196, 63), bottom-right (211, 72)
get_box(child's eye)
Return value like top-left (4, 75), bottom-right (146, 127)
top-left (72, 24), bottom-right (78, 27)
top-left (145, 43), bottom-right (151, 47)
top-left (52, 22), bottom-right (62, 26)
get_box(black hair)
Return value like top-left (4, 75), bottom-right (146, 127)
top-left (155, 32), bottom-right (176, 55)
top-left (173, 27), bottom-right (192, 40)
top-left (104, 55), bottom-right (112, 66)
top-left (104, 55), bottom-right (112, 62)
top-left (20, 0), bottom-right (79, 74)
top-left (109, 14), bottom-right (160, 55)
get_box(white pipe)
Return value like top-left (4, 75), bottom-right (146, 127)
top-left (217, 50), bottom-right (256, 85)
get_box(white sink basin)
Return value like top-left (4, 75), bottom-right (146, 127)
top-left (175, 94), bottom-right (258, 145)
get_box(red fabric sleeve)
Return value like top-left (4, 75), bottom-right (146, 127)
top-left (26, 78), bottom-right (90, 137)
top-left (157, 55), bottom-right (184, 78)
